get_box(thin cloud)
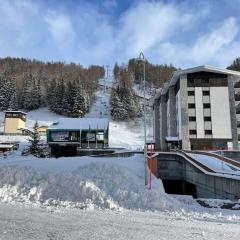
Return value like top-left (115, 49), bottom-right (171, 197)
top-left (0, 0), bottom-right (239, 68)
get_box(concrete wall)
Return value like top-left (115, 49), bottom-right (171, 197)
top-left (176, 90), bottom-right (182, 140)
top-left (210, 87), bottom-right (232, 139)
top-left (156, 153), bottom-right (240, 200)
top-left (4, 118), bottom-right (25, 134)
top-left (169, 86), bottom-right (177, 136)
top-left (195, 87), bottom-right (204, 138)
top-left (153, 99), bottom-right (161, 149)
top-left (228, 75), bottom-right (238, 150)
top-left (180, 75), bottom-right (190, 150)
top-left (160, 95), bottom-right (167, 151)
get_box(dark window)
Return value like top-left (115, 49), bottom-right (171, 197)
top-left (189, 130), bottom-right (197, 135)
top-left (202, 91), bottom-right (210, 96)
top-left (203, 78), bottom-right (209, 84)
top-left (187, 72), bottom-right (227, 87)
top-left (204, 116), bottom-right (211, 121)
top-left (205, 130), bottom-right (212, 135)
top-left (189, 116), bottom-right (196, 121)
top-left (188, 91), bottom-right (195, 96)
top-left (203, 103), bottom-right (210, 108)
top-left (188, 103), bottom-right (195, 108)
top-left (187, 78), bottom-right (195, 87)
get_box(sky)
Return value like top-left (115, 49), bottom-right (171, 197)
top-left (0, 0), bottom-right (240, 69)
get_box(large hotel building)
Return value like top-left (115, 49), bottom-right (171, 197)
top-left (153, 65), bottom-right (240, 151)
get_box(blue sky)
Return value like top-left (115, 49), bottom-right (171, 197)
top-left (0, 0), bottom-right (240, 68)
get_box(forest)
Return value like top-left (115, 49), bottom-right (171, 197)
top-left (0, 57), bottom-right (104, 117)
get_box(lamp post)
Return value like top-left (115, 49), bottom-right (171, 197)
top-left (136, 52), bottom-right (148, 186)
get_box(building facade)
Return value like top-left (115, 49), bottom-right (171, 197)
top-left (4, 111), bottom-right (27, 134)
top-left (153, 66), bottom-right (240, 151)
top-left (46, 118), bottom-right (109, 157)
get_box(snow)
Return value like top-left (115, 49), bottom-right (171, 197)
top-left (0, 79), bottom-right (153, 149)
top-left (85, 84), bottom-right (153, 150)
top-left (1, 80), bottom-right (240, 239)
top-left (48, 117), bottom-right (109, 130)
top-left (0, 152), bottom-right (178, 211)
top-left (188, 153), bottom-right (240, 174)
top-left (133, 83), bottom-right (153, 100)
top-left (1, 202), bottom-right (240, 240)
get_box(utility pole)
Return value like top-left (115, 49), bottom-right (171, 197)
top-left (136, 52), bottom-right (148, 186)
top-left (104, 65), bottom-right (110, 93)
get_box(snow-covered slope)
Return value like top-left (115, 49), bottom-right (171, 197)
top-left (0, 81), bottom-right (152, 149)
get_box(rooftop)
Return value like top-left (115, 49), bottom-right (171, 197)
top-left (48, 118), bottom-right (109, 131)
top-left (159, 65), bottom-right (240, 95)
top-left (4, 111), bottom-right (27, 115)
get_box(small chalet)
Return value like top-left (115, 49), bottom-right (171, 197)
top-left (4, 111), bottom-right (27, 134)
top-left (46, 118), bottom-right (109, 157)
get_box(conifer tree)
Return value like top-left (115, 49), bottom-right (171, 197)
top-left (72, 84), bottom-right (89, 117)
top-left (28, 121), bottom-right (40, 155)
top-left (55, 78), bottom-right (65, 114)
top-left (110, 67), bottom-right (142, 120)
top-left (23, 74), bottom-right (41, 110)
top-left (62, 81), bottom-right (75, 116)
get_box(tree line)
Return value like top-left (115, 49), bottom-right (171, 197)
top-left (0, 57), bottom-right (104, 117)
top-left (128, 58), bottom-right (177, 88)
top-left (110, 64), bottom-right (142, 120)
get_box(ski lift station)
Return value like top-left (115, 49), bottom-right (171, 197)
top-left (46, 118), bottom-right (109, 157)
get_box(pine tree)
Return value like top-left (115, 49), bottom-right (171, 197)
top-left (55, 78), bottom-right (65, 114)
top-left (0, 75), bottom-right (18, 111)
top-left (0, 76), bottom-right (8, 111)
top-left (113, 63), bottom-right (120, 80)
top-left (110, 67), bottom-right (142, 120)
top-left (62, 81), bottom-right (75, 116)
top-left (72, 84), bottom-right (89, 117)
top-left (8, 91), bottom-right (18, 111)
top-left (47, 79), bottom-right (58, 111)
top-left (28, 121), bottom-right (40, 155)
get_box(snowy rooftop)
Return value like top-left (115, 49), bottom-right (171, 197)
top-left (48, 118), bottom-right (109, 131)
top-left (4, 111), bottom-right (27, 115)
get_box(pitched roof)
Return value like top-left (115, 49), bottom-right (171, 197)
top-left (48, 118), bottom-right (109, 131)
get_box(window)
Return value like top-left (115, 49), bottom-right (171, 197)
top-left (204, 116), bottom-right (211, 121)
top-left (205, 130), bottom-right (212, 135)
top-left (187, 78), bottom-right (194, 86)
top-left (189, 130), bottom-right (197, 135)
top-left (96, 132), bottom-right (104, 141)
top-left (189, 116), bottom-right (196, 121)
top-left (87, 133), bottom-right (96, 142)
top-left (202, 91), bottom-right (210, 96)
top-left (188, 91), bottom-right (195, 96)
top-left (203, 78), bottom-right (209, 84)
top-left (69, 132), bottom-right (78, 141)
top-left (188, 103), bottom-right (195, 109)
top-left (51, 132), bottom-right (69, 141)
top-left (203, 103), bottom-right (210, 108)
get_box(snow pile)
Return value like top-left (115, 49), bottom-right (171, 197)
top-left (0, 161), bottom-right (178, 211)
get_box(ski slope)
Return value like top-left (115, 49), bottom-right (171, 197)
top-left (0, 80), bottom-right (152, 149)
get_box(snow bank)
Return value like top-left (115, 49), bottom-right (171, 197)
top-left (0, 161), bottom-right (178, 211)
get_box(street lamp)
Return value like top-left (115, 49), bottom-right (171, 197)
top-left (135, 52), bottom-right (148, 186)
